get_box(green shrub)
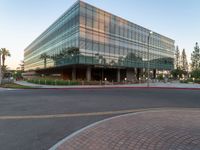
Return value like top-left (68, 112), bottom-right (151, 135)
top-left (27, 79), bottom-right (79, 86)
top-left (194, 79), bottom-right (200, 84)
top-left (191, 69), bottom-right (200, 79)
top-left (180, 80), bottom-right (188, 83)
top-left (157, 74), bottom-right (164, 80)
top-left (179, 78), bottom-right (200, 84)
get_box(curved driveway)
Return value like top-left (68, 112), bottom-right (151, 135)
top-left (53, 109), bottom-right (200, 150)
top-left (0, 88), bottom-right (200, 150)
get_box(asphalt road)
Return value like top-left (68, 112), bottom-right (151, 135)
top-left (0, 88), bottom-right (200, 150)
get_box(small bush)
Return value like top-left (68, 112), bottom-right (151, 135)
top-left (194, 79), bottom-right (200, 84)
top-left (179, 78), bottom-right (200, 84)
top-left (157, 74), bottom-right (164, 80)
top-left (180, 80), bottom-right (188, 83)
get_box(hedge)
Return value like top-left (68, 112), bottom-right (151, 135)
top-left (27, 79), bottom-right (79, 85)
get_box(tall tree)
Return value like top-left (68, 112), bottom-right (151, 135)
top-left (191, 42), bottom-right (200, 70)
top-left (180, 49), bottom-right (188, 72)
top-left (0, 48), bottom-right (11, 67)
top-left (175, 46), bottom-right (180, 69)
top-left (19, 60), bottom-right (24, 71)
top-left (40, 53), bottom-right (49, 69)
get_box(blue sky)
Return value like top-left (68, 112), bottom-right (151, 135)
top-left (0, 0), bottom-right (200, 69)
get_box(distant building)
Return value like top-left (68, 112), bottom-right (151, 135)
top-left (24, 1), bottom-right (175, 82)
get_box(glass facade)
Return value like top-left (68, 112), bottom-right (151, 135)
top-left (24, 1), bottom-right (175, 72)
top-left (24, 2), bottom-right (80, 71)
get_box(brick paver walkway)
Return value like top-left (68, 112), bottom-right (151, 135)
top-left (52, 109), bottom-right (200, 150)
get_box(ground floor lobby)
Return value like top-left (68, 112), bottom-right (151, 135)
top-left (31, 65), bottom-right (161, 82)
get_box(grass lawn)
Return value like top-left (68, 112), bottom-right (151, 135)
top-left (0, 83), bottom-right (34, 89)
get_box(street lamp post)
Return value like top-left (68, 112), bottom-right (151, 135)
top-left (147, 31), bottom-right (153, 87)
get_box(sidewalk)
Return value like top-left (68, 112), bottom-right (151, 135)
top-left (0, 87), bottom-right (14, 91)
top-left (15, 81), bottom-right (200, 89)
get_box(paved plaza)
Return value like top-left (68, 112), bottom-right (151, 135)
top-left (52, 109), bottom-right (200, 150)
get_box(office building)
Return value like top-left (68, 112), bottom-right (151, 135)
top-left (24, 1), bottom-right (175, 82)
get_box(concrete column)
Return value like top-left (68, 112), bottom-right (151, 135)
top-left (86, 67), bottom-right (91, 82)
top-left (126, 69), bottom-right (134, 81)
top-left (117, 69), bottom-right (120, 82)
top-left (142, 68), bottom-right (145, 77)
top-left (72, 67), bottom-right (76, 81)
top-left (134, 68), bottom-right (137, 80)
top-left (153, 69), bottom-right (156, 79)
top-left (136, 68), bottom-right (140, 80)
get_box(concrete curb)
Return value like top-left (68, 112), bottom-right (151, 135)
top-left (22, 86), bottom-right (200, 90)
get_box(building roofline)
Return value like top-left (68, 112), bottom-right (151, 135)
top-left (79, 0), bottom-right (174, 42)
top-left (24, 0), bottom-right (80, 52)
top-left (24, 0), bottom-right (174, 53)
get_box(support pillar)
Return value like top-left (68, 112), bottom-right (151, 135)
top-left (72, 67), bottom-right (76, 81)
top-left (86, 67), bottom-right (91, 82)
top-left (136, 68), bottom-right (140, 80)
top-left (117, 69), bottom-right (120, 82)
top-left (153, 69), bottom-right (156, 79)
top-left (142, 68), bottom-right (146, 78)
top-left (126, 69), bottom-right (134, 82)
top-left (134, 68), bottom-right (137, 80)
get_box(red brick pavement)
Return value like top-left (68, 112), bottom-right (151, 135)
top-left (51, 109), bottom-right (200, 150)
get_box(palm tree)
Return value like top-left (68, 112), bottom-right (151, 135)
top-left (66, 47), bottom-right (80, 56)
top-left (58, 47), bottom-right (80, 58)
top-left (49, 47), bottom-right (80, 66)
top-left (109, 60), bottom-right (116, 66)
top-left (0, 48), bottom-right (11, 67)
top-left (40, 53), bottom-right (50, 69)
top-left (19, 60), bottom-right (24, 71)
